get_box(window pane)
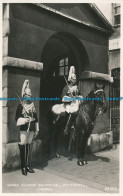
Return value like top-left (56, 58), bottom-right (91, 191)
top-left (59, 67), bottom-right (64, 76)
top-left (114, 7), bottom-right (120, 14)
top-left (114, 3), bottom-right (120, 7)
top-left (114, 15), bottom-right (120, 25)
top-left (65, 57), bottom-right (68, 65)
top-left (65, 66), bottom-right (68, 75)
top-left (59, 59), bottom-right (64, 66)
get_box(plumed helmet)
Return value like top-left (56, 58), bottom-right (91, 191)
top-left (21, 80), bottom-right (32, 97)
top-left (68, 66), bottom-right (76, 81)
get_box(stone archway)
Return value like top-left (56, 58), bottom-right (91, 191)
top-left (41, 32), bottom-right (90, 81)
top-left (39, 32), bottom-right (90, 158)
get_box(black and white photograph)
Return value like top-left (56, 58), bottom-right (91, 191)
top-left (1, 1), bottom-right (121, 194)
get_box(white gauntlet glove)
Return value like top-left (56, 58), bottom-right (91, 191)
top-left (33, 123), bottom-right (39, 138)
top-left (16, 117), bottom-right (29, 126)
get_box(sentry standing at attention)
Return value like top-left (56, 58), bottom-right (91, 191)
top-left (15, 80), bottom-right (39, 176)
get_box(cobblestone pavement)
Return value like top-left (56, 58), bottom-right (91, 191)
top-left (2, 145), bottom-right (119, 193)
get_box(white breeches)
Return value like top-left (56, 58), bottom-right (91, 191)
top-left (65, 100), bottom-right (79, 113)
top-left (19, 131), bottom-right (34, 145)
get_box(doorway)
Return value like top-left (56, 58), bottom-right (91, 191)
top-left (39, 32), bottom-right (89, 158)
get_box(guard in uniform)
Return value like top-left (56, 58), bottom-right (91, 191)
top-left (61, 66), bottom-right (82, 134)
top-left (52, 66), bottom-right (83, 133)
top-left (15, 80), bottom-right (39, 176)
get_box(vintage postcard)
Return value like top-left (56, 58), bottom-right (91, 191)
top-left (1, 0), bottom-right (122, 195)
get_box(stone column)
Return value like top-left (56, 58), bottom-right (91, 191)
top-left (3, 3), bottom-right (10, 57)
top-left (2, 4), bottom-right (10, 146)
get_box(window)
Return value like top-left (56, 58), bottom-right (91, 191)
top-left (113, 4), bottom-right (120, 26)
top-left (59, 58), bottom-right (69, 76)
top-left (53, 57), bottom-right (69, 77)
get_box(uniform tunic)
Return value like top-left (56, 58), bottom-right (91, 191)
top-left (15, 102), bottom-right (38, 132)
top-left (61, 84), bottom-right (79, 99)
top-left (52, 84), bottom-right (82, 115)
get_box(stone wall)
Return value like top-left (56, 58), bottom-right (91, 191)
top-left (9, 3), bottom-right (109, 74)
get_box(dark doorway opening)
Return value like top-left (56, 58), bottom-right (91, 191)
top-left (39, 32), bottom-right (89, 160)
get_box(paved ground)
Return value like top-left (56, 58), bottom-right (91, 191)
top-left (2, 145), bottom-right (119, 193)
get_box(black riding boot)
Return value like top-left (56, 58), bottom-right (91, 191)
top-left (64, 114), bottom-right (72, 135)
top-left (18, 144), bottom-right (27, 176)
top-left (26, 144), bottom-right (35, 173)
